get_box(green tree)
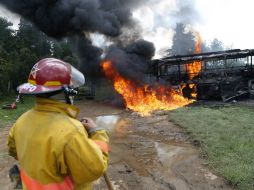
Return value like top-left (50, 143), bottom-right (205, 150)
top-left (171, 23), bottom-right (195, 55)
top-left (0, 17), bottom-right (77, 96)
top-left (16, 18), bottom-right (51, 58)
top-left (0, 18), bottom-right (16, 95)
top-left (52, 39), bottom-right (78, 66)
top-left (0, 17), bottom-right (14, 50)
top-left (10, 48), bottom-right (37, 89)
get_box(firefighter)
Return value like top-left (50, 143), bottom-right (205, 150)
top-left (7, 58), bottom-right (109, 190)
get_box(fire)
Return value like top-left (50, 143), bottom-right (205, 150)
top-left (183, 33), bottom-right (202, 98)
top-left (101, 33), bottom-right (203, 116)
top-left (102, 61), bottom-right (193, 116)
top-left (186, 33), bottom-right (202, 80)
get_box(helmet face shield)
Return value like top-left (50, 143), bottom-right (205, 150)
top-left (17, 58), bottom-right (85, 95)
top-left (70, 65), bottom-right (85, 88)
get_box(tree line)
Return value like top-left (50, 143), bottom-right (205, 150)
top-left (170, 23), bottom-right (225, 56)
top-left (0, 17), bottom-right (77, 96)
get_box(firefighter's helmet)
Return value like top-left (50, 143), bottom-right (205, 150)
top-left (18, 58), bottom-right (85, 95)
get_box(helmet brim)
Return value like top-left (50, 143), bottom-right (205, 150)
top-left (17, 83), bottom-right (63, 95)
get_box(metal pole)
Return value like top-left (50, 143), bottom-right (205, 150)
top-left (103, 173), bottom-right (114, 190)
top-left (251, 56), bottom-right (253, 69)
top-left (178, 63), bottom-right (181, 81)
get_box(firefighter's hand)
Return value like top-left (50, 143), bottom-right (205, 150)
top-left (80, 117), bottom-right (96, 131)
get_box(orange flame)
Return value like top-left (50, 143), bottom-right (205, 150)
top-left (102, 61), bottom-right (193, 116)
top-left (183, 33), bottom-right (202, 98)
top-left (186, 33), bottom-right (202, 80)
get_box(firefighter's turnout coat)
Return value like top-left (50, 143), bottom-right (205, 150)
top-left (7, 98), bottom-right (109, 190)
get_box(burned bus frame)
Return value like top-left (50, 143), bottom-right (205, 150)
top-left (150, 49), bottom-right (254, 102)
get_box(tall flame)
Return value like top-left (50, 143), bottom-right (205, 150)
top-left (186, 33), bottom-right (202, 79)
top-left (101, 33), bottom-right (202, 116)
top-left (183, 33), bottom-right (202, 98)
top-left (102, 61), bottom-right (193, 116)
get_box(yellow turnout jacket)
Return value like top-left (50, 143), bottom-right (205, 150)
top-left (7, 98), bottom-right (109, 190)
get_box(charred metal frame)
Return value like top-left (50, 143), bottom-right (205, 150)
top-left (151, 49), bottom-right (254, 81)
top-left (150, 49), bottom-right (254, 101)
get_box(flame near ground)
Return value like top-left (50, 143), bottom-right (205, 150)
top-left (102, 34), bottom-right (202, 116)
top-left (101, 61), bottom-right (193, 116)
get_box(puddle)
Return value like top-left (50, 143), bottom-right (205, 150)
top-left (154, 142), bottom-right (193, 167)
top-left (96, 115), bottom-right (120, 133)
top-left (153, 142), bottom-right (197, 190)
top-left (155, 142), bottom-right (186, 167)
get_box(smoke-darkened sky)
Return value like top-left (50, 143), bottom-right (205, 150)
top-left (1, 0), bottom-right (254, 57)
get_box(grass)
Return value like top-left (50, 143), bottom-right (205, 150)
top-left (0, 96), bottom-right (35, 128)
top-left (169, 104), bottom-right (254, 190)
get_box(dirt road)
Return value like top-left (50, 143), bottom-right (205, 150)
top-left (0, 101), bottom-right (232, 190)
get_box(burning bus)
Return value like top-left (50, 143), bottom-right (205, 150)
top-left (151, 49), bottom-right (254, 102)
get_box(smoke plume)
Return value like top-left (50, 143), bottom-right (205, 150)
top-left (0, 0), bottom-right (200, 86)
top-left (0, 0), bottom-right (154, 79)
top-left (0, 0), bottom-right (142, 38)
top-left (105, 40), bottom-right (155, 84)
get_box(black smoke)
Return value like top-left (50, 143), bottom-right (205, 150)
top-left (105, 40), bottom-right (155, 85)
top-left (71, 35), bottom-right (102, 76)
top-left (0, 0), bottom-right (159, 95)
top-left (0, 0), bottom-right (142, 38)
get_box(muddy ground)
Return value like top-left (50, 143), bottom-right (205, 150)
top-left (0, 101), bottom-right (233, 190)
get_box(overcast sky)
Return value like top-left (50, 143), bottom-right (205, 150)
top-left (1, 0), bottom-right (254, 57)
top-left (133, 0), bottom-right (254, 56)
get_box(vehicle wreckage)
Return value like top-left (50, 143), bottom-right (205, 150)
top-left (150, 49), bottom-right (254, 102)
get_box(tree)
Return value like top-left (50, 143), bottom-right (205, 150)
top-left (52, 39), bottom-right (78, 66)
top-left (0, 18), bottom-right (16, 95)
top-left (171, 23), bottom-right (196, 55)
top-left (210, 38), bottom-right (224, 52)
top-left (0, 17), bottom-right (78, 96)
top-left (16, 18), bottom-right (51, 58)
top-left (0, 51), bottom-right (11, 95)
top-left (0, 17), bottom-right (14, 49)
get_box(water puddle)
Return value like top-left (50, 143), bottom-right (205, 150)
top-left (155, 142), bottom-right (186, 167)
top-left (154, 142), bottom-right (196, 190)
top-left (154, 142), bottom-right (195, 167)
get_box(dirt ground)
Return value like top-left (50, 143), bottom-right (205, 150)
top-left (0, 101), bottom-right (233, 190)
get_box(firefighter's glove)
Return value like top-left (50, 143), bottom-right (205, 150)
top-left (80, 117), bottom-right (104, 135)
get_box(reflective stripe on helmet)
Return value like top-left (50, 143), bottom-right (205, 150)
top-left (28, 80), bottom-right (63, 87)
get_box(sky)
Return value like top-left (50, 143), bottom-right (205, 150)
top-left (133, 0), bottom-right (254, 57)
top-left (1, 0), bottom-right (254, 57)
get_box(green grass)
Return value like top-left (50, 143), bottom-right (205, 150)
top-left (0, 96), bottom-right (35, 128)
top-left (169, 105), bottom-right (254, 190)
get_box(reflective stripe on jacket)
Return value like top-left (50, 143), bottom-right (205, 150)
top-left (7, 98), bottom-right (109, 190)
